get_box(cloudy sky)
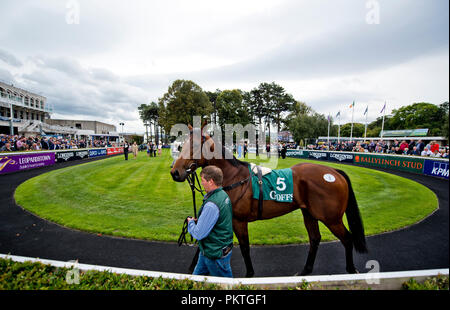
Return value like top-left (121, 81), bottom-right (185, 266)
top-left (0, 0), bottom-right (448, 134)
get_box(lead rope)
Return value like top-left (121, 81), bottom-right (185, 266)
top-left (178, 169), bottom-right (203, 247)
top-left (177, 169), bottom-right (204, 273)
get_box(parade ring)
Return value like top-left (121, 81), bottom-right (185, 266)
top-left (0, 154), bottom-right (448, 277)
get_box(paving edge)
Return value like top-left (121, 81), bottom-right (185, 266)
top-left (1, 253), bottom-right (448, 290)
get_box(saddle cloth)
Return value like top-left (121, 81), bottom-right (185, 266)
top-left (249, 165), bottom-right (294, 203)
top-left (249, 163), bottom-right (272, 176)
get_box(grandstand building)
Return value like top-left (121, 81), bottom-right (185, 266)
top-left (0, 81), bottom-right (119, 142)
top-left (0, 81), bottom-right (52, 135)
top-left (45, 119), bottom-right (119, 141)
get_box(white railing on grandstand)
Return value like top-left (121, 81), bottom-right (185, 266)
top-left (0, 91), bottom-right (53, 113)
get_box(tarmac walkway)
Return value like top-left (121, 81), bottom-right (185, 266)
top-left (0, 156), bottom-right (448, 277)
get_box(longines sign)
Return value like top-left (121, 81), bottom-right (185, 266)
top-left (329, 152), bottom-right (354, 163)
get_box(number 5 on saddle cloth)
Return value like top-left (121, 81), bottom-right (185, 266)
top-left (249, 163), bottom-right (294, 219)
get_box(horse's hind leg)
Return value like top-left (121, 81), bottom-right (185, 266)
top-left (300, 209), bottom-right (321, 276)
top-left (326, 221), bottom-right (358, 274)
top-left (233, 219), bottom-right (255, 278)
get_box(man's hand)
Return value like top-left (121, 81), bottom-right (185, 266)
top-left (187, 216), bottom-right (197, 223)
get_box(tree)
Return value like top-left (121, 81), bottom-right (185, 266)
top-left (366, 115), bottom-right (393, 137)
top-left (439, 102), bottom-right (449, 140)
top-left (262, 82), bottom-right (296, 133)
top-left (339, 123), bottom-right (365, 138)
top-left (284, 101), bottom-right (312, 129)
top-left (138, 102), bottom-right (160, 143)
top-left (288, 112), bottom-right (329, 144)
top-left (247, 82), bottom-right (295, 132)
top-left (246, 85), bottom-right (266, 127)
top-left (285, 100), bottom-right (329, 144)
top-left (216, 89), bottom-right (251, 129)
top-left (158, 80), bottom-right (213, 133)
top-left (390, 102), bottom-right (443, 135)
top-left (205, 89), bottom-right (221, 125)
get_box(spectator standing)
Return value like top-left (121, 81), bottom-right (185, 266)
top-left (369, 141), bottom-right (376, 152)
top-left (15, 138), bottom-right (23, 151)
top-left (131, 142), bottom-right (138, 159)
top-left (171, 141), bottom-right (181, 168)
top-left (430, 150), bottom-right (441, 157)
top-left (392, 139), bottom-right (400, 148)
top-left (411, 146), bottom-right (421, 156)
top-left (0, 142), bottom-right (13, 152)
top-left (416, 140), bottom-right (424, 153)
top-left (430, 141), bottom-right (440, 154)
top-left (408, 140), bottom-right (416, 154)
top-left (124, 141), bottom-right (130, 160)
top-left (281, 143), bottom-right (287, 159)
top-left (399, 140), bottom-right (409, 153)
top-left (421, 147), bottom-right (432, 156)
top-left (153, 143), bottom-right (157, 157)
top-left (147, 142), bottom-right (151, 157)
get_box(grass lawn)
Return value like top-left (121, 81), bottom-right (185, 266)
top-left (14, 149), bottom-right (438, 245)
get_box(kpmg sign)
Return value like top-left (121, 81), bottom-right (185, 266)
top-left (423, 159), bottom-right (449, 179)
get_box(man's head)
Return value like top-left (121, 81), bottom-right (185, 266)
top-left (200, 165), bottom-right (223, 192)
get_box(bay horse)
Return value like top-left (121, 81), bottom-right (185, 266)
top-left (170, 127), bottom-right (367, 277)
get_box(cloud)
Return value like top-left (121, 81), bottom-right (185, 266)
top-left (17, 55), bottom-right (149, 126)
top-left (192, 0), bottom-right (448, 83)
top-left (0, 0), bottom-right (448, 133)
top-left (0, 49), bottom-right (23, 67)
top-left (0, 68), bottom-right (16, 84)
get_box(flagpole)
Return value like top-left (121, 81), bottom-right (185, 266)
top-left (337, 111), bottom-right (341, 144)
top-left (364, 106), bottom-right (368, 140)
top-left (350, 101), bottom-right (354, 141)
top-left (381, 101), bottom-right (386, 139)
top-left (327, 114), bottom-right (330, 148)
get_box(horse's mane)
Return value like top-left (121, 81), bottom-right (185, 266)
top-left (220, 143), bottom-right (249, 168)
top-left (201, 133), bottom-right (249, 168)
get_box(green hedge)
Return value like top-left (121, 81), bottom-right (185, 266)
top-left (0, 258), bottom-right (223, 290)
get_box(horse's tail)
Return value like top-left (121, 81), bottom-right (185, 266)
top-left (336, 169), bottom-right (368, 253)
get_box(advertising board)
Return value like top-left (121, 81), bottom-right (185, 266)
top-left (89, 148), bottom-right (107, 158)
top-left (423, 159), bottom-right (449, 179)
top-left (353, 153), bottom-right (424, 173)
top-left (0, 152), bottom-right (55, 175)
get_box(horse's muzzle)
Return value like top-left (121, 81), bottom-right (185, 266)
top-left (170, 169), bottom-right (185, 182)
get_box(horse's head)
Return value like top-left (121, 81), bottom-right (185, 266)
top-left (170, 124), bottom-right (217, 182)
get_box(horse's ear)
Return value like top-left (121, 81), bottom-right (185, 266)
top-left (205, 135), bottom-right (214, 153)
top-left (200, 119), bottom-right (209, 138)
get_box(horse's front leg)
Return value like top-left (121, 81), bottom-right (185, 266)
top-left (233, 219), bottom-right (255, 278)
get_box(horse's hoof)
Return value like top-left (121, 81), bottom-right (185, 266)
top-left (245, 272), bottom-right (255, 278)
top-left (347, 267), bottom-right (359, 274)
top-left (300, 268), bottom-right (313, 276)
